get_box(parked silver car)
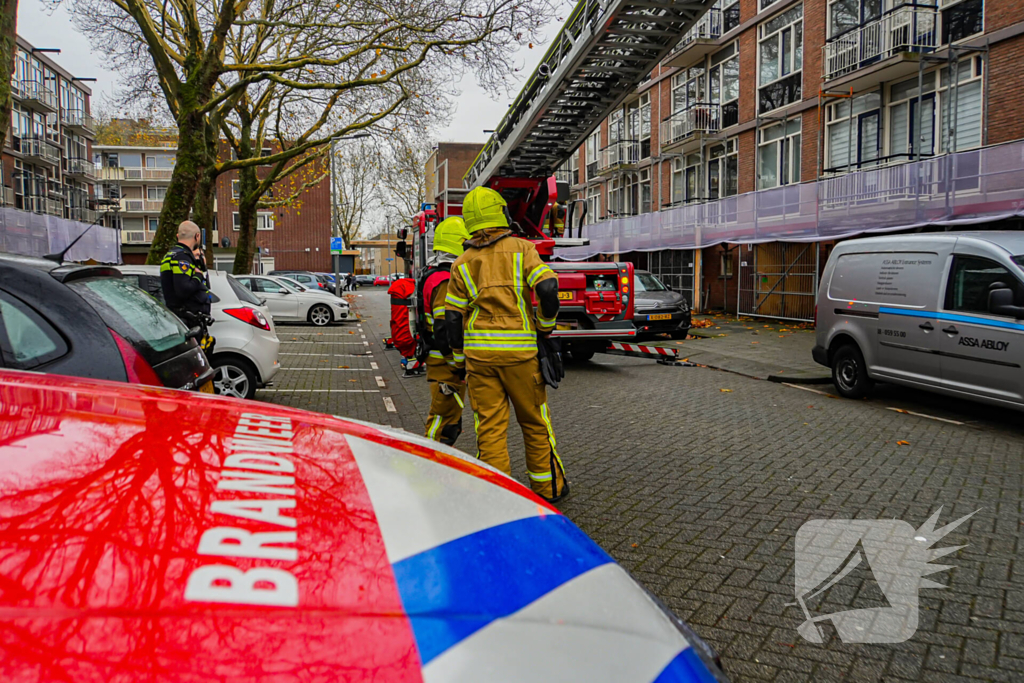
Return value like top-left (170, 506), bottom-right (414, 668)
top-left (813, 231), bottom-right (1024, 410)
top-left (236, 274), bottom-right (350, 326)
top-left (118, 266), bottom-right (281, 399)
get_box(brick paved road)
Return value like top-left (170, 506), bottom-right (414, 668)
top-left (261, 289), bottom-right (1024, 683)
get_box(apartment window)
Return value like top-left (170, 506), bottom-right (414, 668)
top-left (707, 138), bottom-right (738, 200)
top-left (148, 218), bottom-right (158, 232)
top-left (671, 153), bottom-right (703, 205)
top-left (231, 179), bottom-right (240, 199)
top-left (720, 0), bottom-right (740, 33)
top-left (709, 43), bottom-right (739, 128)
top-left (828, 0), bottom-right (880, 39)
top-left (943, 0), bottom-right (983, 44)
top-left (758, 119), bottom-right (801, 189)
top-left (261, 148), bottom-right (272, 158)
top-left (234, 212), bottom-right (275, 230)
top-left (569, 150), bottom-right (579, 185)
top-left (608, 176), bottom-right (624, 216)
top-left (585, 131), bottom-right (600, 180)
top-left (631, 93), bottom-right (651, 158)
top-left (609, 109), bottom-right (624, 146)
top-left (758, 5), bottom-right (803, 114)
top-left (147, 186), bottom-right (167, 200)
top-left (586, 186), bottom-right (602, 222)
top-left (106, 153), bottom-right (119, 168)
top-left (639, 169), bottom-right (652, 214)
top-left (888, 58), bottom-right (982, 157)
top-left (826, 91), bottom-right (881, 171)
top-left (672, 66), bottom-right (706, 114)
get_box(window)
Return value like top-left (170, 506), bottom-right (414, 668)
top-left (720, 0), bottom-right (740, 32)
top-left (758, 119), bottom-right (801, 189)
top-left (631, 93), bottom-right (651, 158)
top-left (148, 218), bottom-right (158, 232)
top-left (640, 168), bottom-right (652, 214)
top-left (671, 66), bottom-right (705, 114)
top-left (887, 58), bottom-right (983, 157)
top-left (229, 276), bottom-right (264, 306)
top-left (68, 278), bottom-right (189, 357)
top-left (147, 186), bottom-right (167, 200)
top-left (254, 278), bottom-right (287, 294)
top-left (943, 0), bottom-right (983, 44)
top-left (257, 212), bottom-right (275, 231)
top-left (758, 5), bottom-right (803, 114)
top-left (709, 43), bottom-right (740, 128)
top-left (608, 109), bottom-right (624, 147)
top-left (585, 132), bottom-right (600, 180)
top-left (586, 186), bottom-right (602, 223)
top-left (261, 148), bottom-right (272, 158)
top-left (825, 91), bottom-right (881, 171)
top-left (232, 179), bottom-right (240, 199)
top-left (828, 0), bottom-right (880, 39)
top-left (671, 153), bottom-right (703, 205)
top-left (945, 256), bottom-right (1022, 315)
top-left (720, 251), bottom-right (734, 278)
top-left (707, 138), bottom-right (738, 200)
top-left (0, 291), bottom-right (67, 369)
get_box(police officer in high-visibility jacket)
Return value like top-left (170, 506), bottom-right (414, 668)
top-left (420, 216), bottom-right (471, 445)
top-left (445, 187), bottom-right (568, 503)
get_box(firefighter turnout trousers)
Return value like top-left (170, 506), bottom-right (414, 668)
top-left (467, 358), bottom-right (566, 499)
top-left (425, 381), bottom-right (467, 446)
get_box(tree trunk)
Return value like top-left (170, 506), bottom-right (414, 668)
top-left (194, 168), bottom-right (216, 269)
top-left (146, 104), bottom-right (207, 264)
top-left (0, 0), bottom-right (19, 154)
top-left (231, 164), bottom-right (259, 274)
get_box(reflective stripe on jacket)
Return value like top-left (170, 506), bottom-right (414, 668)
top-left (445, 228), bottom-right (557, 366)
top-left (159, 243), bottom-right (210, 314)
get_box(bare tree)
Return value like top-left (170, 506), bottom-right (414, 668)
top-left (0, 0), bottom-right (18, 154)
top-left (332, 141), bottom-right (377, 249)
top-left (63, 0), bottom-right (559, 264)
top-left (377, 133), bottom-right (431, 224)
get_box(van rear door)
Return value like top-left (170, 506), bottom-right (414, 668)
top-left (937, 253), bottom-right (1024, 405)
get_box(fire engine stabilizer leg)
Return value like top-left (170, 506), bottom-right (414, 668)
top-left (501, 359), bottom-right (568, 501)
top-left (466, 363), bottom-right (512, 476)
top-left (425, 382), bottom-right (466, 446)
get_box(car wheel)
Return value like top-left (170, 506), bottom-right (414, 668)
top-left (567, 343), bottom-right (596, 363)
top-left (670, 329), bottom-right (690, 340)
top-left (213, 356), bottom-right (258, 400)
top-left (831, 343), bottom-right (873, 399)
top-left (308, 304), bottom-right (333, 326)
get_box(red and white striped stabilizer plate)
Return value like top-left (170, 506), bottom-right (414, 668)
top-left (604, 342), bottom-right (682, 361)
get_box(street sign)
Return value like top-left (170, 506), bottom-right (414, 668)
top-left (330, 237), bottom-right (344, 254)
top-left (385, 257), bottom-right (394, 262)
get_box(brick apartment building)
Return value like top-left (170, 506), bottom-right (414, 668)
top-left (535, 0), bottom-right (1024, 320)
top-left (2, 36), bottom-right (97, 223)
top-left (97, 139), bottom-right (332, 272)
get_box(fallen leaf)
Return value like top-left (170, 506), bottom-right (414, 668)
top-left (826, 394), bottom-right (838, 399)
top-left (897, 440), bottom-right (910, 446)
top-left (893, 408), bottom-right (909, 414)
top-left (720, 388), bottom-right (732, 393)
top-left (751, 341), bottom-right (759, 344)
top-left (348, 379), bottom-right (358, 382)
top-left (631, 543), bottom-right (638, 548)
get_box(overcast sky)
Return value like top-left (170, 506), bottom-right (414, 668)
top-left (17, 0), bottom-right (563, 144)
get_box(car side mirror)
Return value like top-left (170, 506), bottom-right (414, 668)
top-left (258, 297), bottom-right (267, 306)
top-left (279, 289), bottom-right (290, 295)
top-left (185, 326), bottom-right (203, 340)
top-left (988, 287), bottom-right (1024, 318)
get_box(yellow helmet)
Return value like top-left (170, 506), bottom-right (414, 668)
top-left (432, 216), bottom-right (470, 256)
top-left (462, 187), bottom-right (509, 233)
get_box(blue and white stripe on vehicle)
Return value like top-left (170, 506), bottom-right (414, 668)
top-left (879, 306), bottom-right (1024, 331)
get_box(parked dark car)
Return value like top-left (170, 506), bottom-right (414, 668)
top-left (268, 270), bottom-right (327, 291)
top-left (633, 271), bottom-right (691, 340)
top-left (0, 254), bottom-right (216, 391)
top-left (355, 274), bottom-right (375, 286)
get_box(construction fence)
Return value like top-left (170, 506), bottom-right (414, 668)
top-left (0, 207), bottom-right (121, 263)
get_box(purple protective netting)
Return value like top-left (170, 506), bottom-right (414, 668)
top-left (0, 207), bottom-right (121, 263)
top-left (556, 140), bottom-right (1024, 260)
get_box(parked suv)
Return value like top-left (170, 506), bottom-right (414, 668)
top-left (118, 266), bottom-right (281, 400)
top-left (813, 231), bottom-right (1024, 410)
top-left (0, 254), bottom-right (215, 391)
top-left (633, 271), bottom-right (691, 340)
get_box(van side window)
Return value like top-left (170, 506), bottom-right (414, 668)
top-left (944, 256), bottom-right (1021, 315)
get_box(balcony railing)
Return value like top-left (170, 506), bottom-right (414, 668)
top-left (666, 8), bottom-right (722, 58)
top-left (122, 198), bottom-right (165, 212)
top-left (123, 230), bottom-right (157, 244)
top-left (16, 136), bottom-right (61, 165)
top-left (16, 80), bottom-right (58, 111)
top-left (660, 103), bottom-right (722, 148)
top-left (68, 206), bottom-right (99, 223)
top-left (823, 4), bottom-right (938, 81)
top-left (555, 168), bottom-right (580, 185)
top-left (597, 140), bottom-right (640, 173)
top-left (123, 167), bottom-right (175, 181)
top-left (67, 158), bottom-right (99, 180)
top-left (61, 109), bottom-right (95, 134)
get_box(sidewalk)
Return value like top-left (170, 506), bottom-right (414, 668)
top-left (661, 313), bottom-right (833, 384)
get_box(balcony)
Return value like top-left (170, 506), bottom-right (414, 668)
top-left (822, 4), bottom-right (938, 85)
top-left (68, 206), bottom-right (99, 223)
top-left (597, 140), bottom-right (641, 175)
top-left (555, 168), bottom-right (580, 186)
top-left (61, 109), bottom-right (96, 135)
top-left (663, 8), bottom-right (723, 69)
top-left (15, 80), bottom-right (58, 112)
top-left (122, 229), bottom-right (156, 245)
top-left (16, 136), bottom-right (61, 166)
top-left (67, 158), bottom-right (99, 181)
top-left (122, 198), bottom-right (164, 213)
top-left (660, 103), bottom-right (722, 150)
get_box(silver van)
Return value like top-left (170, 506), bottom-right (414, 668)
top-left (813, 231), bottom-right (1024, 410)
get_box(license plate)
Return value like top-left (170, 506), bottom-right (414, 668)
top-left (558, 291), bottom-right (573, 300)
top-left (648, 313), bottom-right (672, 321)
top-left (199, 381), bottom-right (215, 394)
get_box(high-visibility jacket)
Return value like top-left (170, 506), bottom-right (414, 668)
top-left (424, 274), bottom-right (461, 383)
top-left (387, 278), bottom-right (417, 358)
top-left (159, 243), bottom-right (211, 314)
top-left (445, 228), bottom-right (557, 367)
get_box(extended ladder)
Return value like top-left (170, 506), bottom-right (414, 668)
top-left (465, 0), bottom-right (716, 187)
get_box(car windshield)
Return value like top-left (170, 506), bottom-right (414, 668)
top-left (228, 275), bottom-right (263, 306)
top-left (1014, 255), bottom-right (1024, 268)
top-left (69, 277), bottom-right (189, 355)
top-left (278, 278), bottom-right (307, 293)
top-left (635, 272), bottom-right (667, 292)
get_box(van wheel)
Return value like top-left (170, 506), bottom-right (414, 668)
top-left (831, 344), bottom-right (873, 399)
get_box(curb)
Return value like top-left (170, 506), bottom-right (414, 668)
top-left (767, 373), bottom-right (833, 385)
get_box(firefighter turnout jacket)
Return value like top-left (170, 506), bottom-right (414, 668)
top-left (444, 228), bottom-right (559, 367)
top-left (160, 243), bottom-right (211, 315)
top-left (422, 266), bottom-right (467, 446)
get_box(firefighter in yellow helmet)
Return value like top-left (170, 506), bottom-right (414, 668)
top-left (419, 216), bottom-right (471, 446)
top-left (444, 187), bottom-right (568, 502)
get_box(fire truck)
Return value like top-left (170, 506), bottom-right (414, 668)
top-left (399, 0), bottom-right (715, 362)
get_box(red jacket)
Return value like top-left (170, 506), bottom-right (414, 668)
top-left (387, 278), bottom-right (417, 357)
